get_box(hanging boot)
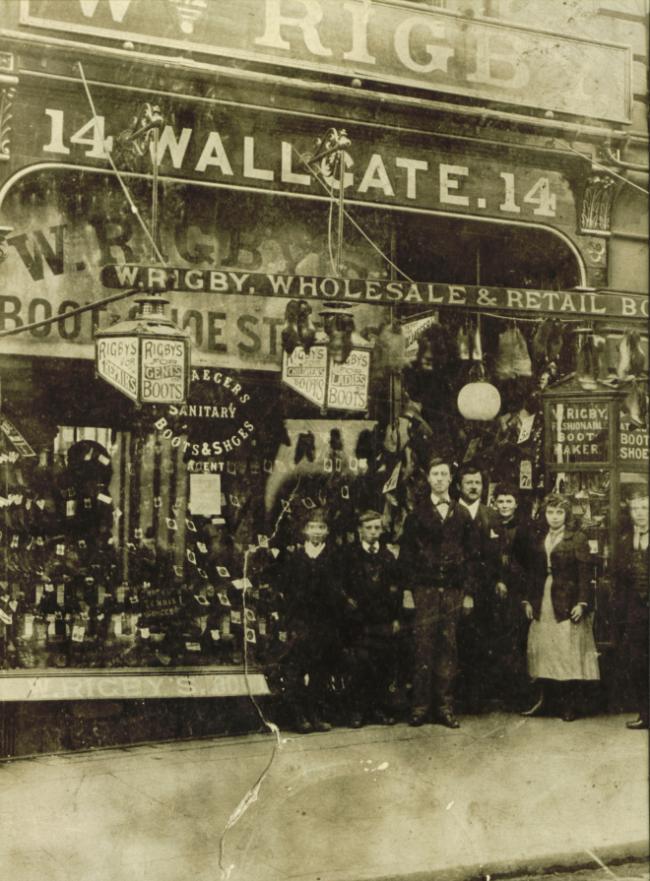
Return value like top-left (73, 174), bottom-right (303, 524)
top-left (281, 300), bottom-right (301, 355)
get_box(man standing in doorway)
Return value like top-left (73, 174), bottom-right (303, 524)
top-left (400, 458), bottom-right (477, 728)
top-left (456, 464), bottom-right (500, 712)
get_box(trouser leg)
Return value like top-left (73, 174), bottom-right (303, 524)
top-left (627, 605), bottom-right (649, 723)
top-left (412, 589), bottom-right (437, 716)
top-left (432, 589), bottom-right (462, 714)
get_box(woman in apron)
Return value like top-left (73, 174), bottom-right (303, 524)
top-left (521, 494), bottom-right (600, 721)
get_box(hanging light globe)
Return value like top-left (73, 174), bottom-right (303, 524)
top-left (457, 377), bottom-right (502, 421)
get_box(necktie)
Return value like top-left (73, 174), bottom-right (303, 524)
top-left (368, 542), bottom-right (379, 555)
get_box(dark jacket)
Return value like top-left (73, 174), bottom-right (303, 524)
top-left (493, 514), bottom-right (533, 595)
top-left (278, 543), bottom-right (344, 641)
top-left (523, 527), bottom-right (592, 622)
top-left (460, 501), bottom-right (502, 596)
top-left (400, 498), bottom-right (477, 593)
top-left (616, 530), bottom-right (649, 624)
top-left (339, 542), bottom-right (402, 641)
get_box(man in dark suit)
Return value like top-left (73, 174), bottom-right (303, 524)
top-left (340, 510), bottom-right (402, 728)
top-left (618, 489), bottom-right (649, 730)
top-left (400, 457), bottom-right (477, 728)
top-left (456, 465), bottom-right (501, 712)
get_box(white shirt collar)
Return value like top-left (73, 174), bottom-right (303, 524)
top-left (460, 498), bottom-right (480, 519)
top-left (362, 540), bottom-right (379, 554)
top-left (431, 493), bottom-right (450, 506)
top-left (304, 542), bottom-right (325, 559)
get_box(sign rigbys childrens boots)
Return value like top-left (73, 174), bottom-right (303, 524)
top-left (281, 129), bottom-right (371, 414)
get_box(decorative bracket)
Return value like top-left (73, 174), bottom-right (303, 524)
top-left (579, 172), bottom-right (618, 235)
top-left (0, 52), bottom-right (18, 163)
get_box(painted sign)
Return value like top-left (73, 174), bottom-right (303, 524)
top-left (0, 415), bottom-right (37, 457)
top-left (0, 670), bottom-right (269, 700)
top-left (551, 402), bottom-right (609, 464)
top-left (327, 349), bottom-right (370, 412)
top-left (96, 334), bottom-right (188, 404)
top-left (139, 338), bottom-right (187, 404)
top-left (14, 81), bottom-right (578, 228)
top-left (95, 337), bottom-right (138, 401)
top-left (0, 172), bottom-right (387, 367)
top-left (282, 345), bottom-right (328, 407)
top-left (153, 367), bottom-right (257, 459)
top-left (620, 419), bottom-right (648, 465)
top-left (102, 265), bottom-right (650, 321)
top-left (19, 0), bottom-right (631, 122)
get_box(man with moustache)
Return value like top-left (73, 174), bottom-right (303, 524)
top-left (400, 457), bottom-right (477, 728)
top-left (456, 464), bottom-right (501, 712)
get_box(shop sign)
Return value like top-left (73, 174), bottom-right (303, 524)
top-left (0, 671), bottom-right (270, 700)
top-left (0, 174), bottom-right (386, 369)
top-left (327, 349), bottom-right (370, 412)
top-left (95, 337), bottom-right (138, 401)
top-left (153, 367), bottom-right (256, 459)
top-left (0, 415), bottom-right (36, 457)
top-left (20, 0), bottom-right (631, 122)
top-left (282, 344), bottom-right (369, 412)
top-left (551, 401), bottom-right (609, 464)
top-left (17, 84), bottom-right (578, 228)
top-left (620, 419), bottom-right (648, 464)
top-left (282, 345), bottom-right (328, 407)
top-left (103, 266), bottom-right (650, 321)
top-left (95, 334), bottom-right (188, 404)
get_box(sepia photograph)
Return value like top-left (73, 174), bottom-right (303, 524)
top-left (0, 1), bottom-right (648, 880)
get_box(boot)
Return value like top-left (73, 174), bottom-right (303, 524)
top-left (560, 681), bottom-right (578, 722)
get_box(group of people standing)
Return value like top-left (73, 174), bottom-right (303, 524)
top-left (271, 458), bottom-right (649, 735)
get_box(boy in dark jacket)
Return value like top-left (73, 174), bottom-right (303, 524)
top-left (340, 510), bottom-right (402, 728)
top-left (278, 508), bottom-right (343, 734)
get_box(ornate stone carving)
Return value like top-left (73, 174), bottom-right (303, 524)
top-left (579, 172), bottom-right (618, 234)
top-left (0, 87), bottom-right (16, 161)
top-left (0, 52), bottom-right (17, 162)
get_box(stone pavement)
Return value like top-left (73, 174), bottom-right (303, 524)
top-left (0, 712), bottom-right (646, 881)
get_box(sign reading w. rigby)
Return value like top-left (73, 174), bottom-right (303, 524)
top-left (20, 0), bottom-right (631, 123)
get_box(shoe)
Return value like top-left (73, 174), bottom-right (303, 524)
top-left (374, 710), bottom-right (397, 726)
top-left (626, 717), bottom-right (649, 730)
top-left (408, 712), bottom-right (427, 727)
top-left (295, 715), bottom-right (313, 734)
top-left (310, 715), bottom-right (332, 733)
top-left (349, 712), bottom-right (364, 729)
top-left (521, 695), bottom-right (545, 717)
top-left (436, 710), bottom-right (460, 729)
top-left (561, 707), bottom-right (577, 723)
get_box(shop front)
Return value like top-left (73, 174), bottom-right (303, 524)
top-left (0, 0), bottom-right (647, 753)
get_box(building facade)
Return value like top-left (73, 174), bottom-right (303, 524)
top-left (0, 0), bottom-right (647, 754)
